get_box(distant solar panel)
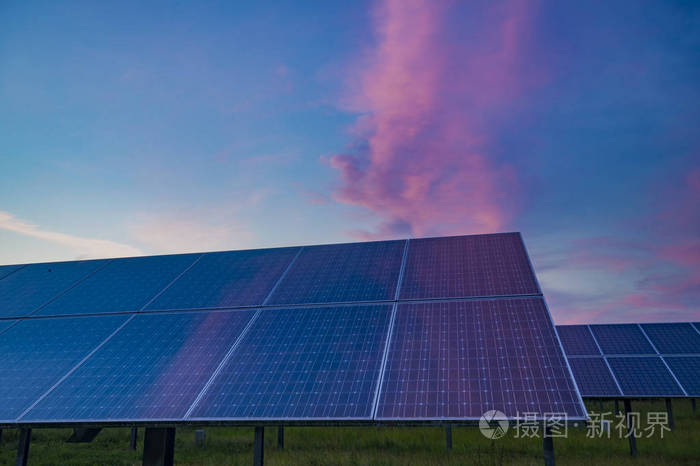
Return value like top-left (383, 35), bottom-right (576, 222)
top-left (0, 264), bottom-right (24, 280)
top-left (589, 324), bottom-right (656, 355)
top-left (22, 310), bottom-right (256, 422)
top-left (567, 358), bottom-right (620, 397)
top-left (147, 248), bottom-right (300, 310)
top-left (663, 357), bottom-right (700, 396)
top-left (398, 233), bottom-right (539, 300)
top-left (641, 323), bottom-right (700, 354)
top-left (556, 325), bottom-right (601, 355)
top-left (376, 298), bottom-right (585, 420)
top-left (35, 254), bottom-right (199, 316)
top-left (0, 314), bottom-right (128, 421)
top-left (0, 259), bottom-right (108, 318)
top-left (190, 305), bottom-right (393, 420)
top-left (607, 357), bottom-right (684, 397)
top-left (267, 241), bottom-right (405, 305)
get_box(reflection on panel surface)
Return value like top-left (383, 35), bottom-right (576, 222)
top-left (377, 298), bottom-right (585, 419)
top-left (267, 241), bottom-right (404, 305)
top-left (36, 254), bottom-right (199, 316)
top-left (399, 233), bottom-right (539, 300)
top-left (0, 314), bottom-right (128, 421)
top-left (190, 305), bottom-right (392, 419)
top-left (664, 357), bottom-right (700, 396)
top-left (557, 325), bottom-right (600, 356)
top-left (607, 357), bottom-right (684, 396)
top-left (23, 310), bottom-right (256, 421)
top-left (567, 357), bottom-right (620, 397)
top-left (640, 323), bottom-right (700, 354)
top-left (590, 324), bottom-right (656, 355)
top-left (148, 248), bottom-right (299, 310)
top-left (0, 259), bottom-right (107, 318)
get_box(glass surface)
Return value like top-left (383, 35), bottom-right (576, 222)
top-left (23, 310), bottom-right (256, 421)
top-left (607, 357), bottom-right (685, 396)
top-left (0, 264), bottom-right (24, 280)
top-left (556, 325), bottom-right (601, 355)
top-left (399, 233), bottom-right (540, 300)
top-left (267, 241), bottom-right (404, 305)
top-left (567, 357), bottom-right (620, 397)
top-left (0, 259), bottom-right (107, 318)
top-left (640, 323), bottom-right (700, 354)
top-left (590, 324), bottom-right (656, 355)
top-left (377, 298), bottom-right (585, 419)
top-left (664, 357), bottom-right (700, 396)
top-left (0, 314), bottom-right (128, 421)
top-left (148, 248), bottom-right (300, 310)
top-left (191, 305), bottom-right (393, 419)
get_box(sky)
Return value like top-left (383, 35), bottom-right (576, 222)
top-left (0, 0), bottom-right (698, 324)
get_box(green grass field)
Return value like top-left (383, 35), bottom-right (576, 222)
top-left (1, 401), bottom-right (698, 465)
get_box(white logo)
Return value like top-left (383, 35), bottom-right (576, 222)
top-left (479, 410), bottom-right (509, 439)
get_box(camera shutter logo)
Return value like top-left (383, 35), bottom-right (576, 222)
top-left (479, 410), bottom-right (509, 439)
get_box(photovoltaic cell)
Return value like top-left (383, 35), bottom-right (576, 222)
top-left (0, 259), bottom-right (108, 318)
top-left (23, 310), bottom-right (256, 422)
top-left (190, 305), bottom-right (393, 420)
top-left (35, 254), bottom-right (199, 316)
top-left (0, 320), bottom-right (16, 334)
top-left (376, 298), bottom-right (585, 420)
top-left (567, 358), bottom-right (620, 397)
top-left (267, 241), bottom-right (405, 305)
top-left (641, 323), bottom-right (700, 354)
top-left (556, 325), bottom-right (601, 355)
top-left (0, 264), bottom-right (24, 280)
top-left (607, 357), bottom-right (684, 397)
top-left (590, 324), bottom-right (656, 355)
top-left (147, 248), bottom-right (300, 310)
top-left (0, 314), bottom-right (128, 421)
top-left (663, 357), bottom-right (700, 396)
top-left (399, 234), bottom-right (539, 300)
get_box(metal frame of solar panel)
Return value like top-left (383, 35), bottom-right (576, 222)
top-left (556, 322), bottom-right (700, 399)
top-left (0, 233), bottom-right (585, 466)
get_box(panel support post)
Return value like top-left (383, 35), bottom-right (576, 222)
top-left (195, 429), bottom-right (206, 447)
top-left (142, 427), bottom-right (175, 466)
top-left (624, 400), bottom-right (637, 457)
top-left (130, 427), bottom-right (138, 450)
top-left (614, 399), bottom-right (620, 415)
top-left (692, 398), bottom-right (696, 414)
top-left (277, 426), bottom-right (284, 450)
top-left (599, 400), bottom-right (604, 413)
top-left (0, 428), bottom-right (3, 444)
top-left (15, 428), bottom-right (31, 466)
top-left (665, 398), bottom-right (675, 431)
top-left (254, 426), bottom-right (265, 466)
top-left (543, 426), bottom-right (555, 466)
top-left (444, 425), bottom-right (452, 450)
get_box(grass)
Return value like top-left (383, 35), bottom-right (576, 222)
top-left (1, 401), bottom-right (699, 465)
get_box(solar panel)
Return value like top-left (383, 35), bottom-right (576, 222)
top-left (376, 298), bottom-right (585, 420)
top-left (589, 324), bottom-right (656, 355)
top-left (0, 314), bottom-right (128, 421)
top-left (0, 264), bottom-right (24, 280)
top-left (22, 310), bottom-right (256, 422)
top-left (147, 248), bottom-right (300, 310)
top-left (189, 305), bottom-right (393, 420)
top-left (34, 254), bottom-right (199, 317)
top-left (567, 358), bottom-right (620, 397)
top-left (0, 320), bottom-right (16, 334)
top-left (266, 241), bottom-right (405, 305)
top-left (0, 259), bottom-right (108, 318)
top-left (663, 357), bottom-right (700, 396)
top-left (607, 357), bottom-right (685, 397)
top-left (641, 323), bottom-right (700, 354)
top-left (398, 233), bottom-right (539, 300)
top-left (556, 325), bottom-right (601, 355)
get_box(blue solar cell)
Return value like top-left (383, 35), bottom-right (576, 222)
top-left (556, 325), bottom-right (601, 355)
top-left (567, 358), bottom-right (620, 397)
top-left (640, 323), bottom-right (700, 354)
top-left (0, 259), bottom-right (108, 318)
top-left (0, 264), bottom-right (24, 280)
top-left (36, 254), bottom-right (199, 316)
top-left (0, 320), bottom-right (16, 334)
top-left (190, 305), bottom-right (393, 419)
top-left (0, 314), bottom-right (128, 421)
top-left (590, 324), bottom-right (656, 355)
top-left (148, 248), bottom-right (300, 310)
top-left (267, 241), bottom-right (405, 305)
top-left (399, 233), bottom-right (540, 300)
top-left (22, 310), bottom-right (256, 422)
top-left (376, 298), bottom-right (585, 420)
top-left (664, 357), bottom-right (700, 396)
top-left (607, 357), bottom-right (684, 397)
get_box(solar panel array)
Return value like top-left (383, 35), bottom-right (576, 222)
top-left (0, 233), bottom-right (587, 426)
top-left (556, 323), bottom-right (700, 398)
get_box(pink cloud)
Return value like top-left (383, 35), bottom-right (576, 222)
top-left (329, 0), bottom-right (538, 238)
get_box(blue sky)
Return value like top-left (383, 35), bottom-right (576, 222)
top-left (1, 0), bottom-right (698, 324)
